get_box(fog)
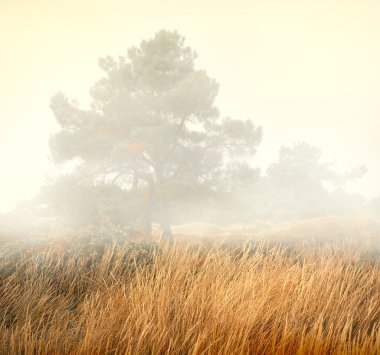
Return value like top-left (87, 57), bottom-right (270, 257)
top-left (1, 0), bottom-right (380, 239)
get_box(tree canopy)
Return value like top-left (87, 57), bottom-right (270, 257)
top-left (49, 30), bottom-right (262, 239)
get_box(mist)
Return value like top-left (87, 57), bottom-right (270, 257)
top-left (1, 0), bottom-right (380, 239)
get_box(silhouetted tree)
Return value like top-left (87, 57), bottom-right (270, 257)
top-left (265, 142), bottom-right (366, 218)
top-left (49, 30), bottom-right (262, 239)
top-left (368, 196), bottom-right (380, 219)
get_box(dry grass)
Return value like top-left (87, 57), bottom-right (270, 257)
top-left (1, 237), bottom-right (380, 354)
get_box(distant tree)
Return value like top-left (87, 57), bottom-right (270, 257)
top-left (368, 196), bottom-right (380, 219)
top-left (265, 142), bottom-right (366, 218)
top-left (267, 142), bottom-right (366, 188)
top-left (49, 30), bottom-right (262, 239)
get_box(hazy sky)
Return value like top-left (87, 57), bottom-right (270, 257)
top-left (1, 0), bottom-right (379, 212)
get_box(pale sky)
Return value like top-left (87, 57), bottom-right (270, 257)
top-left (1, 0), bottom-right (379, 212)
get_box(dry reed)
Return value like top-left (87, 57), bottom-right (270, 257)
top-left (1, 238), bottom-right (380, 354)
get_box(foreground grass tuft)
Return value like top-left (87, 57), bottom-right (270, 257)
top-left (1, 239), bottom-right (380, 354)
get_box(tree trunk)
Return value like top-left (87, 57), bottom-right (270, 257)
top-left (160, 221), bottom-right (172, 242)
top-left (158, 199), bottom-right (172, 243)
top-left (141, 179), bottom-right (154, 236)
top-left (154, 168), bottom-right (173, 243)
top-left (142, 212), bottom-right (152, 235)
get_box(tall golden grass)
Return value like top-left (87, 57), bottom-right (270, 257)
top-left (1, 238), bottom-right (380, 354)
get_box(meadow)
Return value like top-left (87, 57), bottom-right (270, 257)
top-left (1, 218), bottom-right (380, 354)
